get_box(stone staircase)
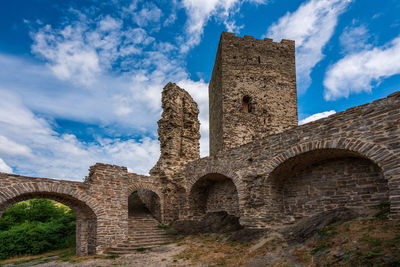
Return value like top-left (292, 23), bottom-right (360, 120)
top-left (105, 212), bottom-right (175, 254)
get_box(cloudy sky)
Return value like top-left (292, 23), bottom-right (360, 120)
top-left (0, 0), bottom-right (399, 180)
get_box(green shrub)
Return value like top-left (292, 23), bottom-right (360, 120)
top-left (0, 199), bottom-right (76, 259)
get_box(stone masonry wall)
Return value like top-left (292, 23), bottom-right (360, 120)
top-left (185, 91), bottom-right (400, 227)
top-left (0, 163), bottom-right (164, 255)
top-left (150, 82), bottom-right (200, 179)
top-left (271, 157), bottom-right (389, 223)
top-left (187, 173), bottom-right (240, 219)
top-left (209, 32), bottom-right (298, 155)
top-left (206, 179), bottom-right (240, 217)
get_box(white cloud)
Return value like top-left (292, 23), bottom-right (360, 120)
top-left (0, 136), bottom-right (32, 157)
top-left (266, 0), bottom-right (352, 94)
top-left (299, 110), bottom-right (336, 125)
top-left (181, 0), bottom-right (267, 52)
top-left (0, 158), bottom-right (13, 173)
top-left (339, 24), bottom-right (371, 53)
top-left (32, 23), bottom-right (101, 86)
top-left (0, 54), bottom-right (160, 133)
top-left (324, 35), bottom-right (400, 100)
top-left (132, 3), bottom-right (163, 27)
top-left (0, 90), bottom-right (160, 180)
top-left (31, 13), bottom-right (155, 86)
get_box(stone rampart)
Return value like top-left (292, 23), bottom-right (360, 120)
top-left (184, 91), bottom-right (400, 227)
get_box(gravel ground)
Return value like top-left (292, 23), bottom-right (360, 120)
top-left (4, 244), bottom-right (198, 267)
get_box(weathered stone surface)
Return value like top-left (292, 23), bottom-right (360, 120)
top-left (209, 32), bottom-right (298, 156)
top-left (184, 90), bottom-right (400, 227)
top-left (150, 82), bottom-right (200, 180)
top-left (0, 32), bottom-right (399, 256)
top-left (149, 82), bottom-right (201, 223)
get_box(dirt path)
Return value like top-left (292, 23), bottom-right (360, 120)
top-left (4, 244), bottom-right (199, 267)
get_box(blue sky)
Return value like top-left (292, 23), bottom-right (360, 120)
top-left (0, 0), bottom-right (399, 180)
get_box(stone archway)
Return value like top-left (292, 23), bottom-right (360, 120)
top-left (0, 191), bottom-right (97, 256)
top-left (188, 173), bottom-right (240, 219)
top-left (128, 183), bottom-right (164, 222)
top-left (265, 147), bottom-right (390, 224)
top-left (264, 138), bottom-right (400, 220)
top-left (187, 166), bottom-right (245, 214)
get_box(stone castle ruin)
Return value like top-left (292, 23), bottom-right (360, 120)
top-left (1, 32), bottom-right (399, 255)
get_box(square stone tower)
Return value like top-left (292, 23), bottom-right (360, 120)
top-left (209, 32), bottom-right (298, 156)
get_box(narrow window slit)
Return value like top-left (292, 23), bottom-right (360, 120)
top-left (242, 96), bottom-right (252, 113)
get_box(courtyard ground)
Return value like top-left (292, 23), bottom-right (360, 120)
top-left (1, 215), bottom-right (399, 267)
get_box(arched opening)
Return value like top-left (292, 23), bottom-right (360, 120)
top-left (126, 190), bottom-right (169, 248)
top-left (242, 96), bottom-right (252, 113)
top-left (189, 173), bottom-right (240, 219)
top-left (267, 149), bottom-right (389, 224)
top-left (0, 193), bottom-right (97, 257)
top-left (128, 189), bottom-right (161, 221)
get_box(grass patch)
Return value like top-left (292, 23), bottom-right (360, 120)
top-left (0, 248), bottom-right (123, 266)
top-left (0, 248), bottom-right (74, 266)
top-left (305, 218), bottom-right (400, 266)
top-left (310, 241), bottom-right (328, 255)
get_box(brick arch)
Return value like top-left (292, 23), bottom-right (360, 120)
top-left (187, 166), bottom-right (244, 200)
top-left (128, 182), bottom-right (163, 199)
top-left (128, 182), bottom-right (164, 220)
top-left (187, 167), bottom-right (245, 215)
top-left (0, 182), bottom-right (100, 217)
top-left (265, 138), bottom-right (400, 219)
top-left (0, 181), bottom-right (99, 256)
top-left (266, 138), bottom-right (399, 179)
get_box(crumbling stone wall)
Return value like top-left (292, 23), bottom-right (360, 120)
top-left (150, 82), bottom-right (201, 222)
top-left (209, 32), bottom-right (298, 156)
top-left (150, 82), bottom-right (200, 178)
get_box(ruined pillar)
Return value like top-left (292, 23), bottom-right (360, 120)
top-left (150, 82), bottom-right (201, 221)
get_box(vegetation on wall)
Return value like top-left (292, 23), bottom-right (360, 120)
top-left (0, 199), bottom-right (76, 259)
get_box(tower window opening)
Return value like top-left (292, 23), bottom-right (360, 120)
top-left (242, 96), bottom-right (252, 113)
top-left (258, 56), bottom-right (261, 64)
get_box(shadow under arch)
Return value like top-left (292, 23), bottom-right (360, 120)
top-left (0, 192), bottom-right (97, 256)
top-left (265, 148), bottom-right (390, 224)
top-left (188, 173), bottom-right (241, 219)
top-left (127, 183), bottom-right (164, 222)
